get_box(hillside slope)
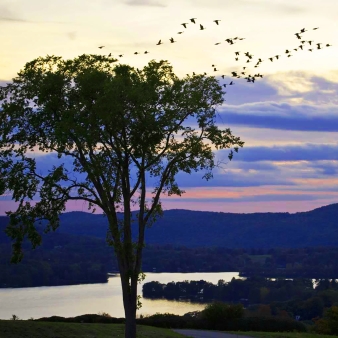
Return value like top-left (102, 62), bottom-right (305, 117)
top-left (1, 203), bottom-right (338, 248)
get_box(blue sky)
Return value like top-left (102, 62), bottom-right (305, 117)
top-left (0, 0), bottom-right (338, 214)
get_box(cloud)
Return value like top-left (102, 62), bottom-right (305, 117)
top-left (0, 4), bottom-right (27, 23)
top-left (174, 170), bottom-right (291, 188)
top-left (0, 3), bottom-right (70, 24)
top-left (165, 193), bottom-right (324, 203)
top-left (222, 143), bottom-right (338, 162)
top-left (191, 0), bottom-right (305, 14)
top-left (308, 161), bottom-right (338, 176)
top-left (0, 17), bottom-right (29, 23)
top-left (217, 99), bottom-right (338, 132)
top-left (220, 72), bottom-right (338, 106)
top-left (124, 0), bottom-right (167, 7)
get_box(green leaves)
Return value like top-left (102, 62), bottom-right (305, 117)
top-left (0, 54), bottom-right (244, 263)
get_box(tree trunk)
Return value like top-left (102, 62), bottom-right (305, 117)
top-left (120, 267), bottom-right (138, 338)
top-left (124, 300), bottom-right (137, 338)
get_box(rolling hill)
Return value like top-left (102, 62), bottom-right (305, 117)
top-left (1, 203), bottom-right (338, 248)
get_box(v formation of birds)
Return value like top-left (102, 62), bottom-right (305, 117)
top-left (97, 19), bottom-right (332, 89)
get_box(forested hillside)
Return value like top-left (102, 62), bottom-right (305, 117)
top-left (1, 203), bottom-right (338, 287)
top-left (2, 203), bottom-right (337, 248)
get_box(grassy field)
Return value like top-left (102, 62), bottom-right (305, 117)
top-left (2, 321), bottom-right (337, 338)
top-left (0, 320), bottom-right (189, 338)
top-left (234, 332), bottom-right (338, 338)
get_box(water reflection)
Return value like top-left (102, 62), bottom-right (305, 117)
top-left (0, 272), bottom-right (239, 320)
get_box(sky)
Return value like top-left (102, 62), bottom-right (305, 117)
top-left (0, 0), bottom-right (338, 214)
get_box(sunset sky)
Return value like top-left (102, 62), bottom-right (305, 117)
top-left (0, 0), bottom-right (338, 214)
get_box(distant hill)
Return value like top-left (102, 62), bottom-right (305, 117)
top-left (1, 203), bottom-right (338, 248)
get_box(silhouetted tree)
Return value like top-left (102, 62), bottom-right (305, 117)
top-left (0, 54), bottom-right (243, 338)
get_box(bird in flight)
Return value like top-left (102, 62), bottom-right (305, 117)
top-left (134, 52), bottom-right (139, 55)
top-left (229, 81), bottom-right (234, 85)
top-left (308, 40), bottom-right (313, 45)
top-left (269, 57), bottom-right (274, 62)
top-left (298, 45), bottom-right (303, 50)
top-left (108, 53), bottom-right (111, 57)
top-left (214, 67), bottom-right (218, 71)
top-left (181, 23), bottom-right (188, 28)
top-left (313, 27), bottom-right (319, 30)
top-left (221, 75), bottom-right (225, 79)
top-left (326, 44), bottom-right (332, 47)
top-left (119, 54), bottom-right (123, 57)
top-left (275, 55), bottom-right (281, 59)
top-left (308, 49), bottom-right (313, 52)
top-left (98, 46), bottom-right (105, 49)
top-left (200, 24), bottom-right (205, 30)
top-left (235, 58), bottom-right (239, 61)
top-left (285, 49), bottom-right (290, 54)
top-left (295, 33), bottom-right (302, 39)
top-left (300, 28), bottom-right (307, 33)
top-left (144, 51), bottom-right (149, 54)
top-left (156, 40), bottom-right (163, 45)
top-left (235, 51), bottom-right (240, 55)
top-left (190, 18), bottom-right (197, 23)
top-left (316, 43), bottom-right (322, 49)
top-left (215, 42), bottom-right (221, 45)
top-left (169, 37), bottom-right (176, 43)
top-left (214, 20), bottom-right (221, 25)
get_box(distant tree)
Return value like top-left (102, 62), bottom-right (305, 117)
top-left (314, 305), bottom-right (338, 335)
top-left (201, 302), bottom-right (244, 330)
top-left (10, 314), bottom-right (20, 321)
top-left (0, 54), bottom-right (243, 338)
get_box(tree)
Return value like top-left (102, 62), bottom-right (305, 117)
top-left (0, 54), bottom-right (243, 338)
top-left (314, 305), bottom-right (338, 335)
top-left (201, 302), bottom-right (244, 330)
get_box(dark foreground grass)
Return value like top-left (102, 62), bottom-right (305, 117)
top-left (233, 332), bottom-right (338, 338)
top-left (0, 320), bottom-right (190, 338)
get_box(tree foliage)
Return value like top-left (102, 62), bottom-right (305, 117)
top-left (314, 305), bottom-right (338, 335)
top-left (0, 54), bottom-right (243, 261)
top-left (0, 54), bottom-right (243, 337)
top-left (201, 302), bottom-right (244, 329)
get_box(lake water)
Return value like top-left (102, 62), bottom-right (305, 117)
top-left (0, 272), bottom-right (240, 320)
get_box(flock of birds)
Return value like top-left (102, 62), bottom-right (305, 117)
top-left (97, 18), bottom-right (332, 89)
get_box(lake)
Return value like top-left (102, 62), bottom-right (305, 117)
top-left (0, 272), bottom-right (240, 320)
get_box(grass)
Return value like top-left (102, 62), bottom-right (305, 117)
top-left (231, 332), bottom-right (338, 338)
top-left (0, 320), bottom-right (189, 338)
top-left (2, 321), bottom-right (337, 338)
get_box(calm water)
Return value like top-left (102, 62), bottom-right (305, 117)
top-left (0, 272), bottom-right (240, 320)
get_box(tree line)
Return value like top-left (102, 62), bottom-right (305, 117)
top-left (2, 237), bottom-right (338, 287)
top-left (143, 277), bottom-right (338, 321)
